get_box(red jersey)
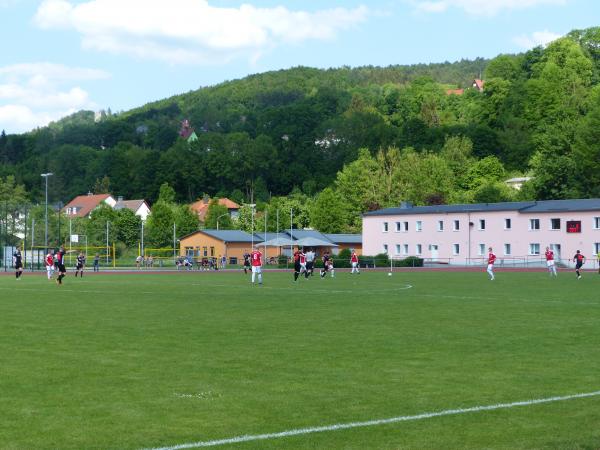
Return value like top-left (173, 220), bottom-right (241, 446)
top-left (251, 250), bottom-right (262, 267)
top-left (545, 250), bottom-right (554, 261)
top-left (351, 253), bottom-right (358, 263)
top-left (45, 254), bottom-right (54, 266)
top-left (299, 252), bottom-right (306, 264)
top-left (488, 252), bottom-right (496, 265)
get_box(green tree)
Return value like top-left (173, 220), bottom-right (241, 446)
top-left (114, 208), bottom-right (142, 247)
top-left (204, 200), bottom-right (232, 230)
top-left (310, 187), bottom-right (354, 233)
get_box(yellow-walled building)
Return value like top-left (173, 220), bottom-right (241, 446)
top-left (179, 229), bottom-right (363, 266)
top-left (179, 229), bottom-right (280, 265)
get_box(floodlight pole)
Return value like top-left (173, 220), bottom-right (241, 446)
top-left (41, 172), bottom-right (53, 251)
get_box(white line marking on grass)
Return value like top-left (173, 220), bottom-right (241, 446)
top-left (191, 284), bottom-right (413, 293)
top-left (0, 287), bottom-right (156, 295)
top-left (142, 390), bottom-right (600, 450)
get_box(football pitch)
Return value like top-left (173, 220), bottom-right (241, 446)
top-left (1, 269), bottom-right (600, 449)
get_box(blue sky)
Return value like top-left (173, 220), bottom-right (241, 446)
top-left (0, 0), bottom-right (598, 134)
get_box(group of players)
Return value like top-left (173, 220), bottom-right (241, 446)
top-left (11, 246), bottom-right (86, 285)
top-left (242, 246), bottom-right (361, 284)
top-left (485, 246), bottom-right (591, 280)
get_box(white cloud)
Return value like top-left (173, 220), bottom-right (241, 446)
top-left (412, 0), bottom-right (567, 16)
top-left (0, 63), bottom-right (110, 133)
top-left (33, 0), bottom-right (369, 64)
top-left (513, 30), bottom-right (563, 49)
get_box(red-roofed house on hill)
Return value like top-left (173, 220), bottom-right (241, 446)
top-left (190, 197), bottom-right (240, 222)
top-left (472, 79), bottom-right (485, 91)
top-left (63, 193), bottom-right (117, 218)
top-left (445, 88), bottom-right (464, 96)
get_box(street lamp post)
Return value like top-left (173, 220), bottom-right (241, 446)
top-left (249, 204), bottom-right (256, 248)
top-left (216, 213), bottom-right (228, 230)
top-left (41, 173), bottom-right (53, 251)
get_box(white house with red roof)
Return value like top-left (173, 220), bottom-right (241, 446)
top-left (63, 193), bottom-right (116, 218)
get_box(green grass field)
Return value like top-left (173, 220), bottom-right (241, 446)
top-left (1, 269), bottom-right (600, 450)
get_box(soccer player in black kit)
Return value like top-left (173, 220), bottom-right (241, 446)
top-left (573, 250), bottom-right (586, 279)
top-left (56, 246), bottom-right (67, 285)
top-left (75, 252), bottom-right (86, 277)
top-left (13, 246), bottom-right (23, 279)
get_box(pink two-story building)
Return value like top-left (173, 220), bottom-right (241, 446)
top-left (362, 199), bottom-right (600, 268)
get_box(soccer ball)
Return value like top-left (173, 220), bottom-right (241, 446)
top-left (388, 272), bottom-right (392, 276)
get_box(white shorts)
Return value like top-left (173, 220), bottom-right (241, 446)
top-left (252, 266), bottom-right (262, 274)
top-left (487, 264), bottom-right (494, 271)
top-left (46, 265), bottom-right (54, 273)
top-left (300, 263), bottom-right (307, 271)
top-left (351, 262), bottom-right (358, 268)
top-left (546, 260), bottom-right (555, 267)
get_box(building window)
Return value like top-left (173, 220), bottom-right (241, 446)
top-left (416, 244), bottom-right (422, 255)
top-left (383, 244), bottom-right (388, 254)
top-left (382, 222), bottom-right (389, 232)
top-left (403, 244), bottom-right (408, 255)
top-left (203, 246), bottom-right (208, 257)
top-left (453, 244), bottom-right (460, 255)
top-left (550, 218), bottom-right (561, 230)
top-left (395, 244), bottom-right (401, 255)
top-left (403, 221), bottom-right (409, 231)
top-left (478, 244), bottom-right (485, 256)
top-left (210, 246), bottom-right (215, 257)
top-left (479, 219), bottom-right (486, 230)
top-left (595, 243), bottom-right (600, 254)
top-left (416, 221), bottom-right (423, 232)
top-left (395, 222), bottom-right (402, 232)
top-left (185, 247), bottom-right (194, 257)
top-left (453, 220), bottom-right (460, 231)
top-left (529, 218), bottom-right (540, 230)
top-left (504, 218), bottom-right (511, 229)
top-left (594, 217), bottom-right (600, 229)
top-left (437, 220), bottom-right (444, 231)
top-left (529, 243), bottom-right (540, 255)
top-left (504, 244), bottom-right (511, 255)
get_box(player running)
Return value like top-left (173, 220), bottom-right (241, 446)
top-left (320, 251), bottom-right (334, 278)
top-left (486, 247), bottom-right (496, 280)
top-left (350, 250), bottom-right (360, 274)
top-left (45, 250), bottom-right (55, 280)
top-left (573, 250), bottom-right (585, 279)
top-left (75, 252), bottom-right (86, 278)
top-left (250, 246), bottom-right (263, 285)
top-left (55, 246), bottom-right (67, 285)
top-left (243, 251), bottom-right (251, 274)
top-left (13, 246), bottom-right (23, 280)
top-left (305, 248), bottom-right (315, 277)
top-left (545, 246), bottom-right (557, 277)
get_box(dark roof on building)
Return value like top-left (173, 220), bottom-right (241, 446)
top-left (363, 199), bottom-right (600, 217)
top-left (325, 233), bottom-right (362, 244)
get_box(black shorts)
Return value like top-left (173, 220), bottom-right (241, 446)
top-left (14, 262), bottom-right (23, 270)
top-left (576, 263), bottom-right (583, 270)
top-left (76, 263), bottom-right (83, 270)
top-left (294, 261), bottom-right (301, 272)
top-left (58, 263), bottom-right (66, 273)
top-left (306, 261), bottom-right (314, 271)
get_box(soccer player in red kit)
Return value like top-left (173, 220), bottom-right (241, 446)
top-left (545, 246), bottom-right (557, 277)
top-left (45, 250), bottom-right (54, 280)
top-left (350, 250), bottom-right (360, 274)
top-left (250, 246), bottom-right (263, 285)
top-left (486, 247), bottom-right (496, 280)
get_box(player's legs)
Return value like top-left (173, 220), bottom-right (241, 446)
top-left (487, 264), bottom-right (494, 280)
top-left (257, 267), bottom-right (262, 284)
top-left (294, 262), bottom-right (300, 281)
